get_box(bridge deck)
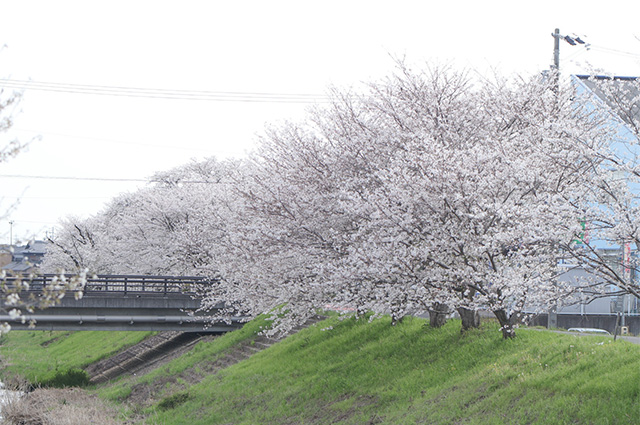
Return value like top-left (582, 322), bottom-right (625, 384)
top-left (22, 274), bottom-right (211, 296)
top-left (1, 274), bottom-right (243, 332)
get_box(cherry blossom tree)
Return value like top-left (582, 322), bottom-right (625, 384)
top-left (43, 65), bottom-right (621, 340)
top-left (405, 71), bottom-right (611, 338)
top-left (239, 65), bottom-right (625, 338)
top-left (43, 216), bottom-right (103, 272)
top-left (43, 157), bottom-right (246, 276)
top-left (204, 65), bottom-right (608, 338)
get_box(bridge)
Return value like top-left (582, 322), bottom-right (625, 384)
top-left (0, 274), bottom-right (245, 333)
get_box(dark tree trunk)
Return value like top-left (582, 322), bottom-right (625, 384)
top-left (391, 315), bottom-right (405, 326)
top-left (390, 295), bottom-right (407, 326)
top-left (457, 307), bottom-right (481, 333)
top-left (493, 308), bottom-right (516, 339)
top-left (428, 303), bottom-right (450, 328)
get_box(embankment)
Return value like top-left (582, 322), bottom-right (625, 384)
top-left (2, 316), bottom-right (639, 424)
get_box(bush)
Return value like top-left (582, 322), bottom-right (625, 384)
top-left (157, 391), bottom-right (191, 411)
top-left (39, 368), bottom-right (90, 388)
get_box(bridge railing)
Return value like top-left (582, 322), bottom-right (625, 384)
top-left (5, 274), bottom-right (213, 297)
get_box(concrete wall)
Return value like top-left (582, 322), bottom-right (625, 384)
top-left (4, 291), bottom-right (234, 332)
top-left (528, 313), bottom-right (640, 336)
top-left (555, 266), bottom-right (639, 315)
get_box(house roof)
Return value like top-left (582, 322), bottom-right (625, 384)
top-left (2, 261), bottom-right (36, 272)
top-left (575, 75), bottom-right (640, 130)
top-left (1, 241), bottom-right (48, 272)
top-left (14, 240), bottom-right (48, 256)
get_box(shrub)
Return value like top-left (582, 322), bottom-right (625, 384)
top-left (39, 368), bottom-right (90, 388)
top-left (157, 391), bottom-right (191, 411)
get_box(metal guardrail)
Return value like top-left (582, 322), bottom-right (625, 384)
top-left (0, 274), bottom-right (234, 332)
top-left (5, 274), bottom-right (213, 297)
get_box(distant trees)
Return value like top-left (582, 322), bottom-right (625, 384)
top-left (44, 64), bottom-right (628, 339)
top-left (45, 157), bottom-right (245, 276)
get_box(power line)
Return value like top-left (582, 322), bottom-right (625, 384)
top-left (0, 174), bottom-right (226, 184)
top-left (11, 128), bottom-right (245, 156)
top-left (588, 44), bottom-right (640, 59)
top-left (2, 196), bottom-right (112, 200)
top-left (5, 219), bottom-right (59, 225)
top-left (0, 78), bottom-right (330, 103)
top-left (0, 174), bottom-right (148, 182)
top-left (564, 46), bottom-right (589, 62)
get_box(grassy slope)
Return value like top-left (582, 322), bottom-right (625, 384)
top-left (98, 316), bottom-right (639, 425)
top-left (0, 330), bottom-right (155, 384)
top-left (1, 318), bottom-right (638, 424)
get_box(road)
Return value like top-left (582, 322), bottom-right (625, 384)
top-left (521, 328), bottom-right (640, 345)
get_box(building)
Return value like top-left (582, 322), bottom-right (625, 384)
top-left (2, 240), bottom-right (48, 274)
top-left (546, 76), bottom-right (640, 333)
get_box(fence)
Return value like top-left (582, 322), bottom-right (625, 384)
top-left (5, 274), bottom-right (214, 297)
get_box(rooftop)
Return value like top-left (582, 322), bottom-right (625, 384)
top-left (575, 74), bottom-right (640, 130)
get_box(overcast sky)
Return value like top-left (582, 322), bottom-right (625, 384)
top-left (1, 0), bottom-right (639, 243)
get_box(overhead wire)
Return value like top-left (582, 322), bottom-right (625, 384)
top-left (0, 78), bottom-right (330, 103)
top-left (564, 45), bottom-right (589, 62)
top-left (0, 174), bottom-right (227, 184)
top-left (0, 174), bottom-right (148, 182)
top-left (3, 196), bottom-right (112, 200)
top-left (11, 128), bottom-right (245, 156)
top-left (588, 44), bottom-right (640, 60)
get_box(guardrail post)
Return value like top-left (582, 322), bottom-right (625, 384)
top-left (124, 276), bottom-right (128, 296)
top-left (164, 278), bottom-right (168, 296)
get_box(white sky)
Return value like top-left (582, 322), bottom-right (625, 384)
top-left (0, 0), bottom-right (639, 242)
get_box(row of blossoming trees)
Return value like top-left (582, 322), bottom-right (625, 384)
top-left (43, 64), bottom-right (640, 338)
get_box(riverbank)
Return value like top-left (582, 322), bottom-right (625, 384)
top-left (0, 330), bottom-right (155, 387)
top-left (1, 316), bottom-right (639, 424)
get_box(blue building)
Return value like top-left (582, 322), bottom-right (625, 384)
top-left (550, 75), bottom-right (640, 333)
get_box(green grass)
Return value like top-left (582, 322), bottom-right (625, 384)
top-left (103, 316), bottom-right (640, 424)
top-left (0, 330), bottom-right (155, 385)
top-left (3, 317), bottom-right (639, 424)
top-left (97, 314), bottom-right (273, 402)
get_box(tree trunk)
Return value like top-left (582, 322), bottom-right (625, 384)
top-left (457, 307), bottom-right (480, 333)
top-left (492, 308), bottom-right (516, 339)
top-left (391, 315), bottom-right (405, 326)
top-left (428, 303), bottom-right (450, 328)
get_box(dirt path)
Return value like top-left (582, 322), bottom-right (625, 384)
top-left (86, 331), bottom-right (211, 384)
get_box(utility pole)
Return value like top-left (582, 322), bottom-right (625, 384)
top-left (9, 220), bottom-right (14, 246)
top-left (552, 28), bottom-right (561, 71)
top-left (45, 227), bottom-right (55, 241)
top-left (549, 29), bottom-right (586, 101)
top-left (551, 28), bottom-right (562, 95)
top-left (551, 28), bottom-right (586, 72)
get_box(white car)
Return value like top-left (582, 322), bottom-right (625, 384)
top-left (567, 327), bottom-right (611, 335)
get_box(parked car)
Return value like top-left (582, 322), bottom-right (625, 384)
top-left (567, 327), bottom-right (611, 335)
